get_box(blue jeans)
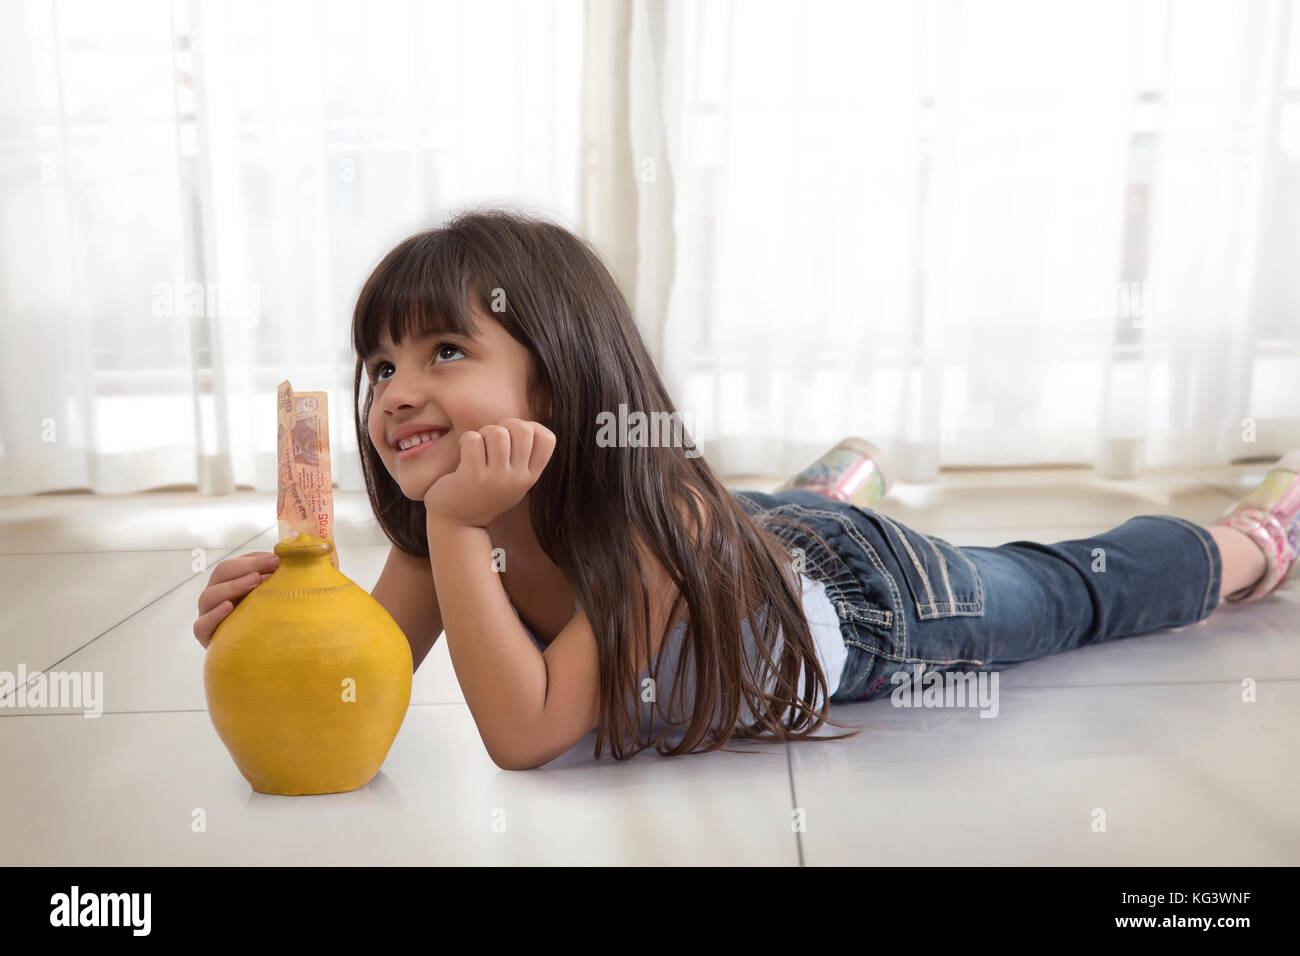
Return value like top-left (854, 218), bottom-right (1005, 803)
top-left (732, 489), bottom-right (1223, 702)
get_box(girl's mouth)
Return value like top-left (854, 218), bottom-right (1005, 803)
top-left (396, 431), bottom-right (446, 460)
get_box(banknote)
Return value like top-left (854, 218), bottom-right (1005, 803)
top-left (276, 380), bottom-right (338, 570)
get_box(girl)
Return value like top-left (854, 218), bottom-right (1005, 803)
top-left (200, 205), bottom-right (1297, 769)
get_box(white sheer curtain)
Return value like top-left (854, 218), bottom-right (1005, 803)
top-left (2, 0), bottom-right (1298, 497)
top-left (0, 0), bottom-right (584, 495)
top-left (622, 0), bottom-right (1300, 481)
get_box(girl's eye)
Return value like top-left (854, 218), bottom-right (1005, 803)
top-left (434, 343), bottom-right (466, 364)
top-left (367, 342), bottom-right (465, 384)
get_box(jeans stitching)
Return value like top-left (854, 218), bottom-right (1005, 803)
top-left (931, 535), bottom-right (956, 609)
top-left (876, 512), bottom-right (936, 611)
top-left (872, 511), bottom-right (985, 619)
top-left (770, 500), bottom-right (909, 659)
top-left (867, 648), bottom-right (988, 667)
top-left (737, 493), bottom-right (897, 638)
top-left (917, 536), bottom-right (967, 618)
top-left (763, 504), bottom-right (889, 700)
top-left (1146, 514), bottom-right (1217, 621)
top-left (739, 492), bottom-right (999, 697)
top-left (733, 492), bottom-right (886, 700)
top-left (798, 547), bottom-right (891, 627)
top-left (838, 602), bottom-right (891, 626)
top-left (916, 541), bottom-right (985, 618)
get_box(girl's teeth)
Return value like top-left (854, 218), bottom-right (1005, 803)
top-left (399, 431), bottom-right (442, 450)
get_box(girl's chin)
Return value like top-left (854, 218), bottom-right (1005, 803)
top-left (399, 478), bottom-right (429, 500)
top-left (397, 472), bottom-right (447, 501)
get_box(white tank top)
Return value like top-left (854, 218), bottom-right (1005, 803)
top-left (512, 568), bottom-right (847, 740)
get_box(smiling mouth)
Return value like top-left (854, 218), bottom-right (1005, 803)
top-left (396, 431), bottom-right (446, 460)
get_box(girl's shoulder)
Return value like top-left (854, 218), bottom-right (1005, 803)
top-left (623, 486), bottom-right (713, 662)
top-left (629, 486), bottom-right (713, 579)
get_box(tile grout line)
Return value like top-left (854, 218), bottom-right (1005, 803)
top-left (785, 740), bottom-right (805, 867)
top-left (0, 525), bottom-right (277, 709)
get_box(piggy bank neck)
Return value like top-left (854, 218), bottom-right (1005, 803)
top-left (268, 554), bottom-right (337, 589)
top-left (272, 533), bottom-right (336, 584)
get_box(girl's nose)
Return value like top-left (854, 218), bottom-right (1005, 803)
top-left (379, 372), bottom-right (430, 411)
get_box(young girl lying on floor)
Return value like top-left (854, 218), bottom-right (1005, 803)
top-left (194, 207), bottom-right (1297, 771)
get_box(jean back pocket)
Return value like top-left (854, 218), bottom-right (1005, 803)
top-left (860, 510), bottom-right (985, 620)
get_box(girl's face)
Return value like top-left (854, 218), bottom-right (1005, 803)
top-left (365, 306), bottom-right (548, 502)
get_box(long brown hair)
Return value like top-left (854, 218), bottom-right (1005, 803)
top-left (351, 203), bottom-right (864, 758)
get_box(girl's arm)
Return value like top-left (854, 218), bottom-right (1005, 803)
top-left (427, 509), bottom-right (685, 770)
top-left (426, 510), bottom-right (550, 770)
top-left (520, 533), bottom-right (682, 769)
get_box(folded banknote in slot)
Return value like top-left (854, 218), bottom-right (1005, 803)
top-left (276, 379), bottom-right (338, 571)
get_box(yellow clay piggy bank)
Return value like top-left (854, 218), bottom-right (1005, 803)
top-left (204, 532), bottom-right (412, 795)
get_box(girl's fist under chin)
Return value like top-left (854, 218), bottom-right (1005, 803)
top-left (422, 418), bottom-right (556, 528)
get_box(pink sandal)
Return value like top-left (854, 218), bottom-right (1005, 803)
top-left (1212, 450), bottom-right (1300, 603)
top-left (775, 438), bottom-right (892, 510)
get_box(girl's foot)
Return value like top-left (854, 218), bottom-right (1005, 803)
top-left (1212, 450), bottom-right (1300, 603)
top-left (775, 437), bottom-right (891, 509)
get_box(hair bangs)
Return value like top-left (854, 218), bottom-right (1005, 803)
top-left (352, 233), bottom-right (483, 365)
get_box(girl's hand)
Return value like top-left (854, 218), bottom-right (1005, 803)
top-left (423, 418), bottom-right (556, 528)
top-left (193, 551), bottom-right (280, 648)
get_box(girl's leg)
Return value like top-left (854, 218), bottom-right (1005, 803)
top-left (839, 508), bottom-right (1224, 698)
top-left (835, 452), bottom-right (1298, 698)
top-left (1207, 525), bottom-right (1266, 601)
top-left (961, 514), bottom-right (1223, 666)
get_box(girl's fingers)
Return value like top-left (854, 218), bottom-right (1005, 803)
top-left (479, 424), bottom-right (511, 470)
top-left (194, 573), bottom-right (273, 647)
top-left (195, 553), bottom-right (279, 647)
top-left (193, 600), bottom-right (232, 649)
top-left (507, 420), bottom-right (534, 471)
top-left (460, 430), bottom-right (487, 474)
top-left (528, 424), bottom-right (555, 474)
top-left (199, 574), bottom-right (254, 616)
top-left (208, 552), bottom-right (279, 589)
top-left (198, 562), bottom-right (276, 616)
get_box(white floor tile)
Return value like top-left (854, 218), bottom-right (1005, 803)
top-left (799, 680), bottom-right (1300, 865)
top-left (0, 549), bottom-right (210, 681)
top-left (0, 705), bottom-right (798, 865)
